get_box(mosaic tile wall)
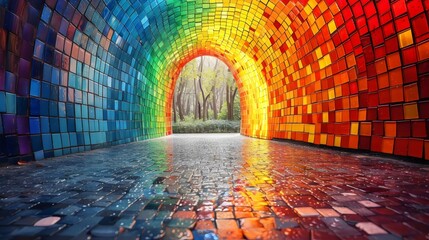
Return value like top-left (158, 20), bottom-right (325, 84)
top-left (0, 0), bottom-right (428, 163)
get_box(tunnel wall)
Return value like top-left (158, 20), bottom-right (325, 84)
top-left (0, 0), bottom-right (428, 163)
top-left (0, 0), bottom-right (166, 163)
top-left (265, 0), bottom-right (429, 160)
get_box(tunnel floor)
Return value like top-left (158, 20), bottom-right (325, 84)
top-left (0, 134), bottom-right (428, 239)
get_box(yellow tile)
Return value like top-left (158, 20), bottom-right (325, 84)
top-left (328, 20), bottom-right (336, 34)
top-left (398, 29), bottom-right (414, 48)
top-left (334, 136), bottom-right (341, 147)
top-left (351, 122), bottom-right (359, 135)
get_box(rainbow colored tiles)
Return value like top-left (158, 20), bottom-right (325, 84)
top-left (0, 0), bottom-right (429, 163)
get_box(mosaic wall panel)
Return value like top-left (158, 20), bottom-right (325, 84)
top-left (0, 0), bottom-right (428, 163)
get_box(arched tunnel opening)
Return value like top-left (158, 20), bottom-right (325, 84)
top-left (168, 54), bottom-right (269, 137)
top-left (170, 56), bottom-right (242, 131)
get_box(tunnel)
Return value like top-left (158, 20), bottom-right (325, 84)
top-left (0, 0), bottom-right (429, 161)
top-left (1, 1), bottom-right (429, 238)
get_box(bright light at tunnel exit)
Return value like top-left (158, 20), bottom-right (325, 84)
top-left (165, 52), bottom-right (271, 139)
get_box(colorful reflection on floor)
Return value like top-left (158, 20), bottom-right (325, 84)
top-left (0, 134), bottom-right (428, 239)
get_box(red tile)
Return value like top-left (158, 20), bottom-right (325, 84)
top-left (397, 121), bottom-right (411, 137)
top-left (408, 139), bottom-right (424, 158)
top-left (394, 138), bottom-right (409, 156)
top-left (411, 120), bottom-right (427, 138)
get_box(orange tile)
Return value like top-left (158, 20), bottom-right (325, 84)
top-left (381, 138), bottom-right (394, 154)
top-left (390, 86), bottom-right (404, 103)
top-left (404, 103), bottom-right (419, 119)
top-left (404, 83), bottom-right (419, 102)
top-left (384, 122), bottom-right (397, 137)
top-left (375, 59), bottom-right (387, 74)
top-left (358, 109), bottom-right (367, 121)
top-left (386, 52), bottom-right (401, 70)
top-left (350, 95), bottom-right (359, 108)
top-left (360, 122), bottom-right (372, 136)
top-left (417, 41), bottom-right (429, 60)
top-left (377, 73), bottom-right (390, 89)
top-left (358, 78), bottom-right (368, 91)
top-left (349, 135), bottom-right (359, 149)
top-left (389, 68), bottom-right (403, 86)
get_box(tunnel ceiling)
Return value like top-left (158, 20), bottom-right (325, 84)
top-left (0, 0), bottom-right (429, 163)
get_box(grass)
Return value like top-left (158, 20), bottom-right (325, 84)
top-left (172, 120), bottom-right (240, 133)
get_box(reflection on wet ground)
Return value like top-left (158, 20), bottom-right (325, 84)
top-left (0, 133), bottom-right (428, 239)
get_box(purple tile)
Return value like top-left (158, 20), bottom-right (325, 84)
top-left (18, 136), bottom-right (32, 155)
top-left (16, 116), bottom-right (29, 134)
top-left (3, 114), bottom-right (17, 134)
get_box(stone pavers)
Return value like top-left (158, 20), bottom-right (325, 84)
top-left (0, 133), bottom-right (428, 239)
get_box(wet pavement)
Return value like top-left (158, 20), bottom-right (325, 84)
top-left (0, 133), bottom-right (428, 240)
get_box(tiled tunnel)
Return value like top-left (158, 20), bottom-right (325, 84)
top-left (1, 1), bottom-right (429, 239)
top-left (1, 0), bottom-right (429, 162)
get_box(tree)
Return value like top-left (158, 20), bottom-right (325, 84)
top-left (198, 57), bottom-right (212, 121)
top-left (173, 56), bottom-right (239, 122)
top-left (173, 95), bottom-right (177, 123)
top-left (225, 73), bottom-right (238, 121)
top-left (176, 76), bottom-right (187, 121)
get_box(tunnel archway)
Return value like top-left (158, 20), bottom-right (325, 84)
top-left (166, 50), bottom-right (271, 139)
top-left (0, 0), bottom-right (428, 162)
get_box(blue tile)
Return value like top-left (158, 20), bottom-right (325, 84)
top-left (75, 104), bottom-right (81, 118)
top-left (39, 99), bottom-right (49, 116)
top-left (29, 117), bottom-right (40, 134)
top-left (61, 133), bottom-right (70, 147)
top-left (16, 97), bottom-right (28, 115)
top-left (49, 118), bottom-right (59, 133)
top-left (52, 133), bottom-right (62, 149)
top-left (55, 0), bottom-right (67, 14)
top-left (66, 103), bottom-right (74, 117)
top-left (58, 102), bottom-right (66, 117)
top-left (49, 101), bottom-right (58, 117)
top-left (34, 150), bottom-right (44, 160)
top-left (40, 117), bottom-right (50, 133)
top-left (59, 18), bottom-right (68, 35)
top-left (0, 92), bottom-right (6, 112)
top-left (69, 132), bottom-right (77, 146)
top-left (6, 93), bottom-right (16, 114)
top-left (31, 59), bottom-right (44, 79)
top-left (33, 40), bottom-right (44, 59)
top-left (67, 118), bottom-right (75, 132)
top-left (51, 68), bottom-right (60, 85)
top-left (59, 118), bottom-right (67, 133)
top-left (59, 86), bottom-right (66, 102)
top-left (41, 5), bottom-right (52, 23)
top-left (30, 79), bottom-right (41, 97)
top-left (42, 134), bottom-right (52, 150)
top-left (30, 98), bottom-right (40, 115)
top-left (30, 135), bottom-right (43, 151)
top-left (41, 82), bottom-right (50, 99)
top-left (82, 119), bottom-right (89, 131)
top-left (44, 46), bottom-right (55, 64)
top-left (43, 64), bottom-right (52, 82)
top-left (53, 149), bottom-right (63, 157)
top-left (76, 132), bottom-right (84, 145)
top-left (50, 85), bottom-right (58, 100)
